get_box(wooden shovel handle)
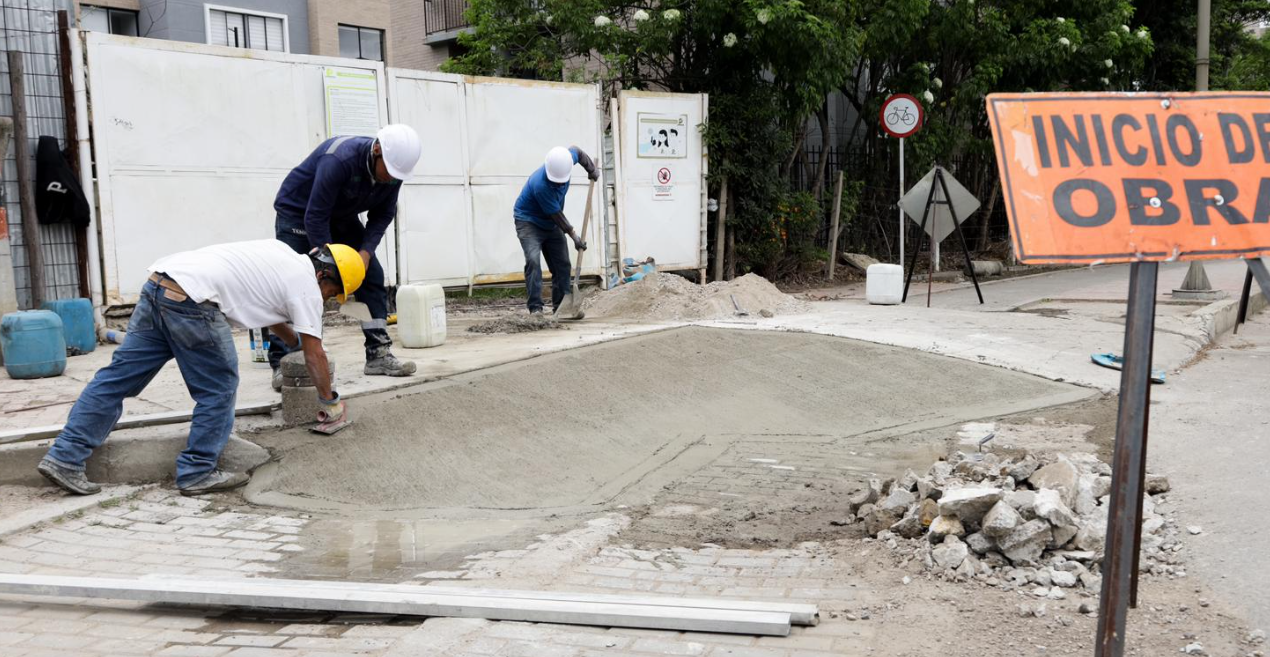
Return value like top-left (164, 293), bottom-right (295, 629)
top-left (571, 180), bottom-right (596, 283)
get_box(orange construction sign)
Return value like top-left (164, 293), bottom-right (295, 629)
top-left (987, 92), bottom-right (1270, 264)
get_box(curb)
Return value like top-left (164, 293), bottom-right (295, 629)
top-left (0, 484), bottom-right (146, 539)
top-left (0, 430), bottom-right (271, 487)
top-left (1196, 291), bottom-right (1268, 344)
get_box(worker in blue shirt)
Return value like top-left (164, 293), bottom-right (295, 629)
top-left (271, 124), bottom-right (422, 385)
top-left (514, 146), bottom-right (600, 314)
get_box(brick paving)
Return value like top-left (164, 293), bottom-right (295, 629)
top-left (0, 481), bottom-right (874, 655)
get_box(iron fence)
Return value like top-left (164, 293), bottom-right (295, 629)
top-left (1, 0), bottom-right (79, 309)
top-left (425, 0), bottom-right (470, 36)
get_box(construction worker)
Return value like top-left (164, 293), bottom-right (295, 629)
top-left (37, 240), bottom-right (365, 497)
top-left (514, 146), bottom-right (600, 314)
top-left (271, 124), bottom-right (423, 387)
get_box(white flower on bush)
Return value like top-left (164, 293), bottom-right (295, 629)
top-left (756, 8), bottom-right (772, 24)
top-left (723, 33), bottom-right (737, 47)
top-left (1058, 37), bottom-right (1070, 47)
top-left (594, 15), bottom-right (611, 27)
top-left (1105, 59), bottom-right (1114, 68)
top-left (922, 90), bottom-right (935, 104)
top-left (933, 77), bottom-right (943, 89)
top-left (1137, 29), bottom-right (1148, 39)
top-left (664, 9), bottom-right (681, 21)
top-left (1121, 24), bottom-right (1130, 33)
top-left (633, 9), bottom-right (650, 22)
top-left (1100, 77), bottom-right (1110, 85)
top-left (1056, 17), bottom-right (1065, 23)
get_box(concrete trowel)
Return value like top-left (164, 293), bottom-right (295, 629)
top-left (554, 180), bottom-right (595, 321)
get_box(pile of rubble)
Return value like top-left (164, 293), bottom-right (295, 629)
top-left (850, 449), bottom-right (1184, 594)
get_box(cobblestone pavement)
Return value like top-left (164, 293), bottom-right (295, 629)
top-left (0, 488), bottom-right (874, 656)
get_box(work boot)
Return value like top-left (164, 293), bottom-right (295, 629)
top-left (179, 469), bottom-right (250, 497)
top-left (271, 368), bottom-right (283, 392)
top-left (364, 353), bottom-right (417, 377)
top-left (37, 459), bottom-right (101, 495)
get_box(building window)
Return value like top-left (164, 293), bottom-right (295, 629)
top-left (339, 25), bottom-right (384, 61)
top-left (206, 5), bottom-right (288, 52)
top-left (81, 6), bottom-right (139, 36)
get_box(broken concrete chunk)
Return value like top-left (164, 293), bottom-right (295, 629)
top-left (864, 507), bottom-right (906, 536)
top-left (848, 479), bottom-right (883, 513)
top-left (1050, 570), bottom-right (1078, 588)
top-left (1050, 524), bottom-right (1078, 549)
top-left (938, 487), bottom-right (1003, 524)
top-left (1144, 474), bottom-right (1170, 494)
top-left (929, 461), bottom-right (954, 483)
top-left (1034, 489), bottom-right (1079, 529)
top-left (965, 532), bottom-right (994, 555)
top-left (916, 478), bottom-right (943, 501)
top-left (890, 514), bottom-right (925, 540)
top-left (1143, 517), bottom-right (1165, 535)
top-left (1074, 474), bottom-right (1099, 516)
top-left (929, 515), bottom-right (966, 541)
top-left (1029, 459), bottom-right (1080, 507)
top-left (997, 519), bottom-right (1053, 566)
top-left (932, 536), bottom-right (969, 570)
top-left (1006, 490), bottom-right (1037, 516)
top-left (1008, 456), bottom-right (1041, 482)
top-left (917, 498), bottom-right (940, 527)
top-left (1072, 521), bottom-right (1106, 553)
top-left (954, 555), bottom-right (977, 579)
top-left (896, 469), bottom-right (920, 493)
top-left (879, 488), bottom-right (917, 514)
top-left (1092, 475), bottom-right (1112, 499)
top-left (982, 500), bottom-right (1023, 539)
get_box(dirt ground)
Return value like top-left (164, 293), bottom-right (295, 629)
top-left (0, 484), bottom-right (67, 517)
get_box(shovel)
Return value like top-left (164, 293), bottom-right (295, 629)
top-left (554, 179), bottom-right (595, 320)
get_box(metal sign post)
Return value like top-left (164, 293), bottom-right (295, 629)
top-left (880, 94), bottom-right (923, 268)
top-left (1234, 258), bottom-right (1270, 334)
top-left (900, 167), bottom-right (984, 306)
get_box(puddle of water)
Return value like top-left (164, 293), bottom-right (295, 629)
top-left (282, 516), bottom-right (550, 582)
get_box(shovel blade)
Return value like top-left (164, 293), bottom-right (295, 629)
top-left (554, 289), bottom-right (585, 320)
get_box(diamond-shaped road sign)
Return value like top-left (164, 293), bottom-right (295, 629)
top-left (900, 166), bottom-right (980, 243)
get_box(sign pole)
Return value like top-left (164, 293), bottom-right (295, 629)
top-left (1095, 261), bottom-right (1158, 657)
top-left (898, 137), bottom-right (905, 267)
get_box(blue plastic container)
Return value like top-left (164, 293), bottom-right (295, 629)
top-left (0, 310), bottom-right (68, 379)
top-left (41, 298), bottom-right (96, 354)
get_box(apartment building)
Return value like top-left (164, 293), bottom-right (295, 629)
top-left (74, 0), bottom-right (457, 70)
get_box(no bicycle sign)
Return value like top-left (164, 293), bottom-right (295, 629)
top-left (987, 92), bottom-right (1270, 264)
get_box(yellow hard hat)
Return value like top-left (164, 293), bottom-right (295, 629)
top-left (324, 244), bottom-right (365, 304)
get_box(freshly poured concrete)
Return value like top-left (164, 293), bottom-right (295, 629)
top-left (247, 328), bottom-right (1089, 515)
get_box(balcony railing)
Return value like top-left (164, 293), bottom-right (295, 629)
top-left (425, 0), bottom-right (470, 37)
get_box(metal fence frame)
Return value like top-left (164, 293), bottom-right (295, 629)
top-left (1, 0), bottom-right (80, 309)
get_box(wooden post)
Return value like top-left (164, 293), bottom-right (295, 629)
top-left (8, 51), bottom-right (46, 308)
top-left (57, 11), bottom-right (91, 300)
top-left (826, 171), bottom-right (845, 279)
top-left (713, 170), bottom-right (728, 282)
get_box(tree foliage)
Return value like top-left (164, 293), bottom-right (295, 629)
top-left (444, 0), bottom-right (1270, 277)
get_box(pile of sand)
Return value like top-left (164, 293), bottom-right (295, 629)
top-left (582, 272), bottom-right (808, 321)
top-left (468, 313), bottom-right (563, 334)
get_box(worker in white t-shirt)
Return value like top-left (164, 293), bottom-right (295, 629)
top-left (37, 240), bottom-right (366, 497)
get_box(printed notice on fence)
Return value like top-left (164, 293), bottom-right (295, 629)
top-left (324, 67), bottom-right (380, 138)
top-left (987, 92), bottom-right (1270, 264)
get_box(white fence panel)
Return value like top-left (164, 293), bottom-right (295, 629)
top-left (614, 91), bottom-right (708, 274)
top-left (389, 71), bottom-right (604, 287)
top-left (86, 33), bottom-right (389, 305)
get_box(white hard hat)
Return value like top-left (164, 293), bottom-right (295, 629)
top-left (376, 124), bottom-right (421, 181)
top-left (544, 146), bottom-right (574, 183)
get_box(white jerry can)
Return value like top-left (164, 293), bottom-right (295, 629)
top-left (396, 284), bottom-right (447, 348)
top-left (866, 264), bottom-right (904, 305)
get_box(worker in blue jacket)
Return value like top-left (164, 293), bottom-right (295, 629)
top-left (271, 124), bottom-right (423, 386)
top-left (514, 146), bottom-right (600, 314)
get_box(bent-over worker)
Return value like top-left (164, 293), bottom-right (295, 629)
top-left (513, 146), bottom-right (600, 314)
top-left (271, 124), bottom-right (422, 386)
top-left (37, 240), bottom-right (365, 497)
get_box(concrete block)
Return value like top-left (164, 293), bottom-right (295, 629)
top-left (281, 386), bottom-right (326, 428)
top-left (279, 351), bottom-right (335, 378)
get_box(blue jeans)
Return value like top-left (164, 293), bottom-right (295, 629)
top-left (271, 219), bottom-right (391, 364)
top-left (45, 279), bottom-right (239, 488)
top-left (516, 220), bottom-right (571, 313)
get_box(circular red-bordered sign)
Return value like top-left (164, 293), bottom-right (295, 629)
top-left (880, 94), bottom-right (924, 138)
top-left (657, 167), bottom-right (672, 184)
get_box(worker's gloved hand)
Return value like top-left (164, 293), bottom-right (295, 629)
top-left (572, 235), bottom-right (588, 252)
top-left (588, 168), bottom-right (600, 182)
top-left (316, 392), bottom-right (346, 424)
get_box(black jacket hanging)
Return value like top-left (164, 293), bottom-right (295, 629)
top-left (36, 135), bottom-right (90, 226)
